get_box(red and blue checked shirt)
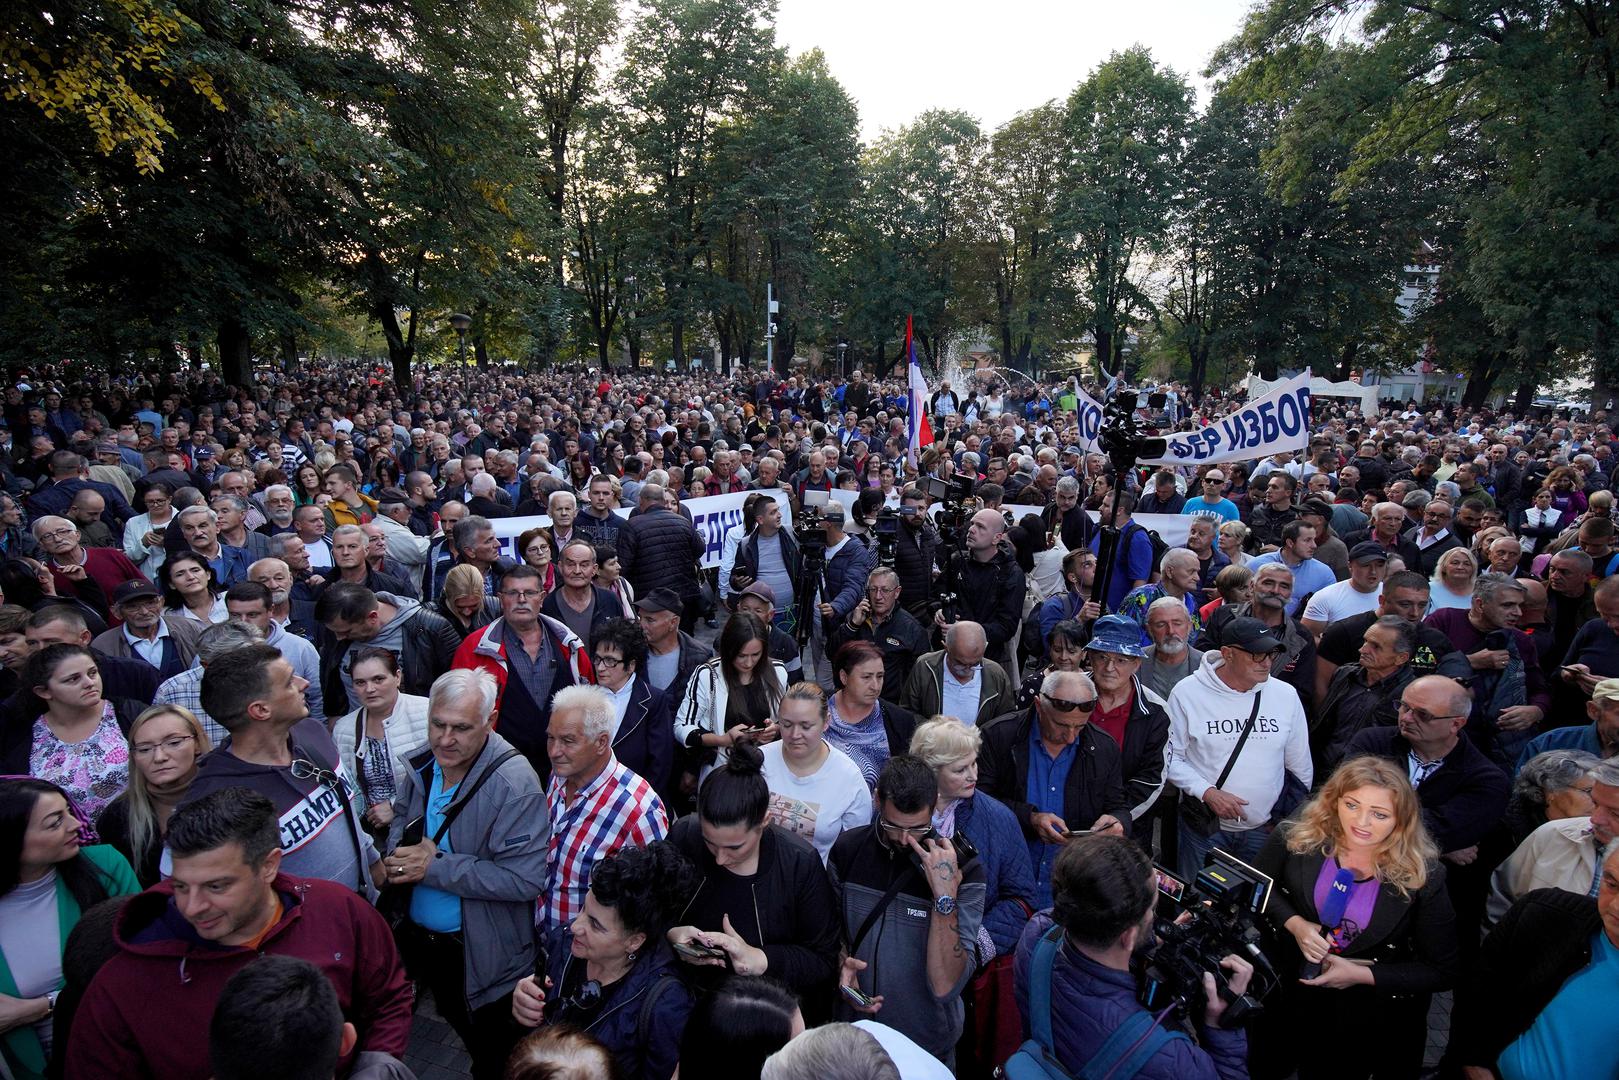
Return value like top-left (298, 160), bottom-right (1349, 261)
top-left (543, 755), bottom-right (669, 931)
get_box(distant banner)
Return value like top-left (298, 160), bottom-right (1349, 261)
top-left (488, 489), bottom-right (793, 570)
top-left (1140, 371), bottom-right (1311, 466)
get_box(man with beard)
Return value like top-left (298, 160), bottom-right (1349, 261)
top-left (829, 755), bottom-right (985, 1066)
top-left (259, 483), bottom-right (297, 535)
top-left (249, 556), bottom-right (318, 640)
top-left (1202, 562), bottom-right (1318, 714)
top-left (1139, 596), bottom-right (1202, 700)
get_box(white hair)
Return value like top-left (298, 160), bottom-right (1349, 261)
top-left (1039, 668), bottom-right (1095, 698)
top-left (428, 668), bottom-right (498, 723)
top-left (470, 472), bottom-right (497, 495)
top-left (550, 684), bottom-right (614, 740)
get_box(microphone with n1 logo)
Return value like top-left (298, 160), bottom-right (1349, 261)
top-left (1299, 867), bottom-right (1356, 980)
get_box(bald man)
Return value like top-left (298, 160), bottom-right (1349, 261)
top-left (898, 620), bottom-right (1015, 727)
top-left (940, 508), bottom-right (1026, 662)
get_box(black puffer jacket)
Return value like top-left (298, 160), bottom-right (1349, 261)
top-left (318, 604), bottom-right (462, 715)
top-left (954, 542), bottom-right (1026, 660)
top-left (617, 506), bottom-right (704, 602)
top-left (892, 521), bottom-right (939, 618)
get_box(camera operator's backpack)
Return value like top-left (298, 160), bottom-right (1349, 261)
top-left (1002, 925), bottom-right (1188, 1080)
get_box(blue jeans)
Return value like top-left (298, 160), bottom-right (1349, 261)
top-left (1177, 818), bottom-right (1270, 881)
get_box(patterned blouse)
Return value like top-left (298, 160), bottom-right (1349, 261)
top-left (30, 704), bottom-right (130, 821)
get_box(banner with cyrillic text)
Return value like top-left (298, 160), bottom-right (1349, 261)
top-left (486, 489), bottom-right (793, 570)
top-left (1139, 370), bottom-right (1311, 466)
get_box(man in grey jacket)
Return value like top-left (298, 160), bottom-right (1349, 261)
top-left (384, 667), bottom-right (548, 1080)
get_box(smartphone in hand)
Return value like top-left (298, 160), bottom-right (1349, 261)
top-left (840, 982), bottom-right (876, 1009)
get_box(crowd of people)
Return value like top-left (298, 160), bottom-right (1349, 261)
top-left (0, 358), bottom-right (1616, 1080)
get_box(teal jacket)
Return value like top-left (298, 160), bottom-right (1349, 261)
top-left (0, 844), bottom-right (140, 1080)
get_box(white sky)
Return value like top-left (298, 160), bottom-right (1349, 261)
top-left (774, 0), bottom-right (1259, 141)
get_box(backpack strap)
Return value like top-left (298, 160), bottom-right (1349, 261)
top-left (1027, 924), bottom-right (1065, 1051)
top-left (1076, 1011), bottom-right (1163, 1080)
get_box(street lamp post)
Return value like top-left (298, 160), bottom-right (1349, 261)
top-left (450, 312), bottom-right (472, 366)
top-left (836, 339), bottom-right (849, 377)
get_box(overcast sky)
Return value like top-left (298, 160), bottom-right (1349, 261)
top-left (774, 0), bottom-right (1258, 142)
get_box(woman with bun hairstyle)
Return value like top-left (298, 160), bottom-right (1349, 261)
top-left (511, 842), bottom-right (697, 1080)
top-left (1251, 755), bottom-right (1458, 1080)
top-left (665, 742), bottom-right (842, 1017)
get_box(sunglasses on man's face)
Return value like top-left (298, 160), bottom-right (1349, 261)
top-left (1041, 693), bottom-right (1096, 714)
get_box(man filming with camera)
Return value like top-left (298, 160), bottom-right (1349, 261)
top-left (1013, 834), bottom-right (1251, 1080)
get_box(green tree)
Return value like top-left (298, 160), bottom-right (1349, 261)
top-left (1063, 47), bottom-right (1192, 375)
top-left (617, 0), bottom-right (780, 366)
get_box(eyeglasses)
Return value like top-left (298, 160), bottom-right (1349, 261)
top-left (133, 734), bottom-right (196, 757)
top-left (502, 590), bottom-right (543, 601)
top-left (562, 979), bottom-right (603, 1013)
top-left (1042, 694), bottom-right (1096, 714)
top-left (1397, 702), bottom-right (1467, 725)
top-left (36, 528), bottom-right (75, 542)
top-left (594, 655), bottom-right (625, 669)
top-left (878, 818), bottom-right (936, 839)
top-left (1087, 653), bottom-right (1134, 669)
top-left (290, 758), bottom-right (343, 789)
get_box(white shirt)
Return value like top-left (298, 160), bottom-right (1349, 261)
top-left (761, 741), bottom-right (873, 863)
top-left (1301, 579), bottom-right (1382, 625)
top-left (941, 663), bottom-right (983, 725)
top-left (605, 678), bottom-right (636, 739)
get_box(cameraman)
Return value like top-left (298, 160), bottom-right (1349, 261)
top-left (1013, 834), bottom-right (1251, 1080)
top-left (810, 502), bottom-right (877, 690)
top-left (937, 508), bottom-right (1025, 663)
top-left (893, 486), bottom-right (939, 622)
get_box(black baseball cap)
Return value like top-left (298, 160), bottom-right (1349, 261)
top-left (634, 587), bottom-right (684, 615)
top-left (1222, 617), bottom-right (1286, 654)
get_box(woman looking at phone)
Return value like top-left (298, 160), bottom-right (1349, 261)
top-left (674, 613), bottom-right (788, 779)
top-left (1252, 756), bottom-right (1458, 1079)
top-left (665, 743), bottom-right (842, 1015)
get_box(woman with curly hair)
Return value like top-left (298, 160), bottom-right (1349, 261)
top-left (1251, 755), bottom-right (1458, 1080)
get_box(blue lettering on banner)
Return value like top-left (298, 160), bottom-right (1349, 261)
top-left (1076, 399), bottom-right (1103, 446)
top-left (1139, 371), bottom-right (1312, 467)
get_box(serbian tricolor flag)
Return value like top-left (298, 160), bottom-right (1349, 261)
top-left (905, 316), bottom-right (933, 467)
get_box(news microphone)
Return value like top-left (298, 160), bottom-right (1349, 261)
top-left (1299, 867), bottom-right (1355, 980)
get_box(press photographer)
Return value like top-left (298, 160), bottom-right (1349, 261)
top-left (1011, 833), bottom-right (1251, 1080)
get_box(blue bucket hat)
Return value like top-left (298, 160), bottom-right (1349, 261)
top-left (1084, 614), bottom-right (1149, 659)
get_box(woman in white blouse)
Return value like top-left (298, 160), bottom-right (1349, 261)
top-left (759, 682), bottom-right (871, 862)
top-left (330, 647), bottom-right (430, 843)
top-left (121, 482), bottom-right (177, 580)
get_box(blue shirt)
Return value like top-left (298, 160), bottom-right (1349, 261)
top-left (1089, 526), bottom-right (1154, 613)
top-left (1181, 496), bottom-right (1239, 523)
top-left (1515, 723), bottom-right (1605, 777)
top-left (1025, 725), bottom-right (1078, 908)
top-left (1498, 929), bottom-right (1619, 1080)
top-left (1248, 553), bottom-right (1337, 616)
top-left (408, 763), bottom-right (462, 932)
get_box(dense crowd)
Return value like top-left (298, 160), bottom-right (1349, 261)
top-left (0, 358), bottom-right (1615, 1080)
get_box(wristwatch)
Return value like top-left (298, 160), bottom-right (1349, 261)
top-left (933, 895), bottom-right (957, 916)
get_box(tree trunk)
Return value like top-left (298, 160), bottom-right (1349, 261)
top-left (1188, 343), bottom-right (1211, 404)
top-left (1513, 380), bottom-right (1536, 415)
top-left (1094, 328), bottom-right (1115, 377)
top-left (279, 330), bottom-right (299, 374)
top-left (217, 318), bottom-right (253, 389)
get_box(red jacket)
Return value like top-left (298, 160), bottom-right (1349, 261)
top-left (66, 874), bottom-right (412, 1080)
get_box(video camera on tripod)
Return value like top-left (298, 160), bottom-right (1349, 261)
top-left (924, 474), bottom-right (977, 625)
top-left (1138, 849), bottom-right (1277, 1029)
top-left (1088, 390), bottom-right (1169, 615)
top-left (791, 490), bottom-right (831, 648)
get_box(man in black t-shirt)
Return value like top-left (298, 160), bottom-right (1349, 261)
top-left (1315, 570), bottom-right (1470, 704)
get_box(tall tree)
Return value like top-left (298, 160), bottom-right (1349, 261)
top-left (617, 0), bottom-right (780, 366)
top-left (1063, 47), bottom-right (1192, 375)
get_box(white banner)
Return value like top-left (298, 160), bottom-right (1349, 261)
top-left (1073, 386), bottom-right (1106, 453)
top-left (487, 489), bottom-right (793, 570)
top-left (1139, 370), bottom-right (1312, 467)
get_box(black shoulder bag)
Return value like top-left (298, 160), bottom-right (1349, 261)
top-left (380, 747), bottom-right (520, 931)
top-left (1180, 693), bottom-right (1263, 838)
